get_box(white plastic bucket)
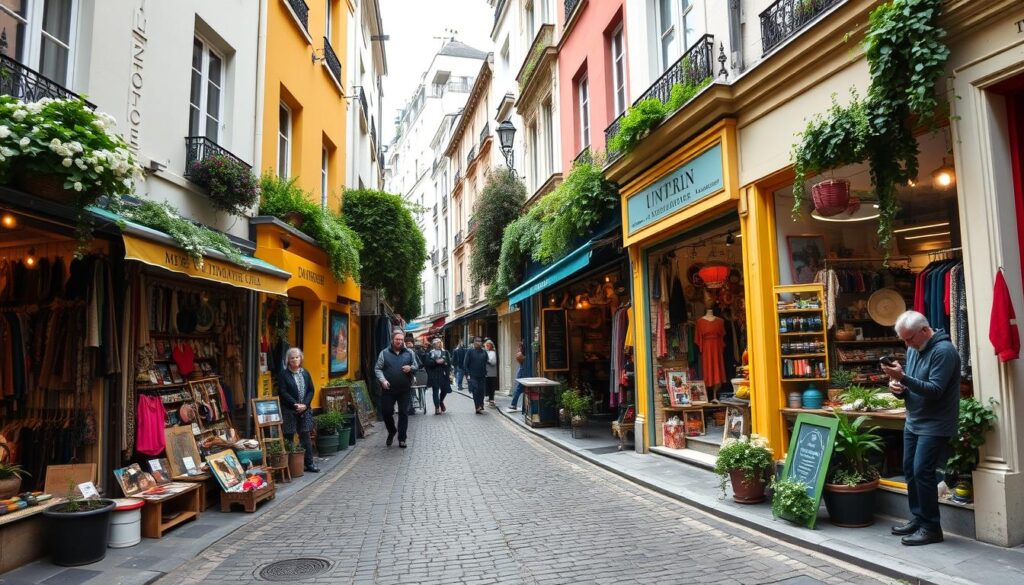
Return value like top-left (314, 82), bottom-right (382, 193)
top-left (109, 498), bottom-right (143, 548)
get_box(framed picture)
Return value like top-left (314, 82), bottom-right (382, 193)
top-left (206, 449), bottom-right (247, 493)
top-left (722, 406), bottom-right (746, 445)
top-left (853, 326), bottom-right (864, 341)
top-left (665, 369), bottom-right (689, 406)
top-left (684, 410), bottom-right (706, 437)
top-left (165, 426), bottom-right (204, 479)
top-left (147, 458), bottom-right (172, 484)
top-left (786, 235), bottom-right (826, 284)
top-left (252, 397), bottom-right (283, 427)
top-left (687, 382), bottom-right (708, 405)
top-left (113, 463), bottom-right (155, 496)
top-left (329, 310), bottom-right (349, 375)
top-left (321, 386), bottom-right (354, 413)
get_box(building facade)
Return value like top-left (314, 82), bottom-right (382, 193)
top-left (345, 0), bottom-right (387, 190)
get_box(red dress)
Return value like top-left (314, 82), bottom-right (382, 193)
top-left (696, 317), bottom-right (727, 387)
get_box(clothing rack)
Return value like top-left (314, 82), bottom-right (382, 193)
top-left (824, 256), bottom-right (910, 265)
top-left (926, 247), bottom-right (962, 260)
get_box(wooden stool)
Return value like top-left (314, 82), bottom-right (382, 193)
top-left (267, 464), bottom-right (291, 484)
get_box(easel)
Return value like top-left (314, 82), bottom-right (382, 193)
top-left (251, 397), bottom-right (290, 484)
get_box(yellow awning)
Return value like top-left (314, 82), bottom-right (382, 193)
top-left (123, 233), bottom-right (290, 295)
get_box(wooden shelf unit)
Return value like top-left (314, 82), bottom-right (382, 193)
top-left (775, 284), bottom-right (830, 417)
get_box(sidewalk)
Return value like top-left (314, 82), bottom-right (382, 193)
top-left (469, 388), bottom-right (1024, 585)
top-left (0, 441), bottom-right (363, 585)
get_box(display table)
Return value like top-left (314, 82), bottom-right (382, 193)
top-left (139, 483), bottom-right (201, 539)
top-left (175, 473), bottom-right (218, 511)
top-left (517, 377), bottom-right (562, 428)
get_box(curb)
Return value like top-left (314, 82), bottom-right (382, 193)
top-left (483, 395), bottom-right (949, 585)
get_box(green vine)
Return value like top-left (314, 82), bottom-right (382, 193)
top-left (791, 0), bottom-right (950, 255)
top-left (518, 42), bottom-right (546, 92)
top-left (487, 205), bottom-right (543, 306)
top-left (470, 168), bottom-right (527, 287)
top-left (535, 157), bottom-right (619, 263)
top-left (608, 61), bottom-right (711, 154)
top-left (112, 199), bottom-right (245, 267)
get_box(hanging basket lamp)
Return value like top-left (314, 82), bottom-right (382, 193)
top-left (811, 178), bottom-right (851, 217)
top-left (698, 264), bottom-right (730, 289)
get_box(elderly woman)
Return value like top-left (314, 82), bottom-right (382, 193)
top-left (278, 348), bottom-right (319, 473)
top-left (426, 338), bottom-right (452, 415)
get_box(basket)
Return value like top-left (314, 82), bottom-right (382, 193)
top-left (811, 179), bottom-right (851, 217)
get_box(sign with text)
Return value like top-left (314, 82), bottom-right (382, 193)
top-left (781, 413), bottom-right (839, 529)
top-left (541, 309), bottom-right (569, 372)
top-left (627, 143), bottom-right (724, 235)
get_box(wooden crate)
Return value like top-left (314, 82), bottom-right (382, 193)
top-left (219, 482), bottom-right (276, 513)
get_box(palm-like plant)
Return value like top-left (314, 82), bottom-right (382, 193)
top-left (830, 410), bottom-right (884, 485)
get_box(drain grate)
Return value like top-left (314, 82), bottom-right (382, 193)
top-left (257, 558), bottom-right (332, 581)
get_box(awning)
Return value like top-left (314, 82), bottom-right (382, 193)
top-left (90, 206), bottom-right (291, 295)
top-left (507, 240), bottom-right (594, 306)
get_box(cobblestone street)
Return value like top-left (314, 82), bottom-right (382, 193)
top-left (158, 395), bottom-right (894, 585)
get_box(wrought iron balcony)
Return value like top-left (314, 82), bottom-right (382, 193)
top-left (323, 37), bottom-right (342, 86)
top-left (357, 86), bottom-right (368, 122)
top-left (431, 249), bottom-right (439, 266)
top-left (434, 299), bottom-right (449, 314)
top-left (467, 146), bottom-right (477, 167)
top-left (470, 285), bottom-right (480, 302)
top-left (573, 147), bottom-right (592, 166)
top-left (454, 230), bottom-right (463, 247)
top-left (184, 136), bottom-right (252, 180)
top-left (564, 0), bottom-right (582, 21)
top-left (441, 246), bottom-right (448, 261)
top-left (604, 34), bottom-right (715, 157)
top-left (0, 54), bottom-right (94, 109)
top-left (467, 215), bottom-right (477, 234)
top-left (455, 292), bottom-right (465, 308)
top-left (479, 122), bottom-right (490, 148)
top-left (760, 0), bottom-right (843, 55)
top-left (286, 0), bottom-right (309, 32)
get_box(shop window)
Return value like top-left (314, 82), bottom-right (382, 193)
top-left (278, 102), bottom-right (292, 178)
top-left (0, 0), bottom-right (77, 86)
top-left (189, 37), bottom-right (224, 143)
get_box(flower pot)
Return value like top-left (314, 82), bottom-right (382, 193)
top-left (337, 426), bottom-right (351, 450)
top-left (43, 499), bottom-right (116, 566)
top-left (288, 452), bottom-right (305, 478)
top-left (811, 179), bottom-right (851, 216)
top-left (728, 469), bottom-right (767, 504)
top-left (0, 476), bottom-right (22, 499)
top-left (823, 478), bottom-right (879, 527)
top-left (316, 432), bottom-right (340, 456)
top-left (827, 387), bottom-right (844, 403)
top-left (267, 453), bottom-right (286, 468)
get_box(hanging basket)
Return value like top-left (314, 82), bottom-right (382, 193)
top-left (698, 264), bottom-right (730, 289)
top-left (811, 179), bottom-right (851, 217)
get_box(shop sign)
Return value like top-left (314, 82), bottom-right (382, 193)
top-left (627, 143), bottom-right (724, 235)
top-left (780, 413), bottom-right (839, 529)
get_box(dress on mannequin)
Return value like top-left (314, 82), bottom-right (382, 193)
top-left (696, 313), bottom-right (727, 387)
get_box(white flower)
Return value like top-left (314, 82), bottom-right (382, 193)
top-left (0, 147), bottom-right (15, 157)
top-left (722, 438), bottom-right (738, 448)
top-left (18, 137), bottom-right (30, 147)
top-left (12, 110), bottom-right (26, 121)
top-left (94, 166), bottom-right (103, 174)
top-left (0, 154), bottom-right (5, 163)
top-left (73, 182), bottom-right (83, 192)
top-left (0, 126), bottom-right (9, 139)
top-left (75, 158), bottom-right (87, 170)
top-left (62, 158), bottom-right (73, 167)
top-left (68, 141), bottom-right (83, 153)
top-left (49, 138), bottom-right (61, 148)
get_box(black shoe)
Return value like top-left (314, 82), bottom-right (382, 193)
top-left (901, 528), bottom-right (944, 546)
top-left (891, 520), bottom-right (919, 536)
top-left (399, 441), bottom-right (407, 448)
top-left (305, 465), bottom-right (320, 473)
top-left (386, 432), bottom-right (396, 446)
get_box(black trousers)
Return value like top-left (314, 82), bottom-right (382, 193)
top-left (486, 376), bottom-right (498, 401)
top-left (287, 431), bottom-right (314, 467)
top-left (380, 390), bottom-right (411, 441)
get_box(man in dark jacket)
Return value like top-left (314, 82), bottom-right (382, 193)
top-left (452, 340), bottom-right (467, 391)
top-left (463, 336), bottom-right (489, 414)
top-left (882, 310), bottom-right (961, 546)
top-left (374, 330), bottom-right (418, 447)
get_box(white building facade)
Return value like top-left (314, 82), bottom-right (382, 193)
top-left (346, 0), bottom-right (387, 190)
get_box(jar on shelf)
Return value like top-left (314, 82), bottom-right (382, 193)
top-left (802, 385), bottom-right (824, 409)
top-left (788, 390), bottom-right (803, 409)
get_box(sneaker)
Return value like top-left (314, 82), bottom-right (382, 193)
top-left (476, 408), bottom-right (484, 414)
top-left (399, 441), bottom-right (407, 448)
top-left (386, 432), bottom-right (396, 447)
top-left (506, 406), bottom-right (519, 412)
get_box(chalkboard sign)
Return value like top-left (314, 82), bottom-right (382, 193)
top-left (541, 308), bottom-right (569, 371)
top-left (781, 413), bottom-right (839, 528)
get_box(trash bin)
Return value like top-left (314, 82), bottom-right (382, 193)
top-left (109, 498), bottom-right (144, 548)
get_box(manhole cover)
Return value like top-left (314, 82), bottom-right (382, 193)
top-left (258, 558), bottom-right (332, 581)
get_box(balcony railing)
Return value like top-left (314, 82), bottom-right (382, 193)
top-left (573, 147), bottom-right (592, 166)
top-left (323, 37), bottom-right (342, 86)
top-left (455, 292), bottom-right (465, 308)
top-left (467, 146), bottom-right (476, 167)
top-left (564, 0), bottom-right (582, 21)
top-left (357, 86), bottom-right (368, 123)
top-left (434, 299), bottom-right (448, 314)
top-left (454, 230), bottom-right (463, 247)
top-left (441, 246), bottom-right (448, 261)
top-left (479, 122), bottom-right (490, 148)
top-left (760, 0), bottom-right (843, 55)
top-left (604, 34), bottom-right (715, 156)
top-left (431, 249), bottom-right (439, 266)
top-left (0, 54), bottom-right (95, 109)
top-left (287, 0), bottom-right (309, 32)
top-left (184, 136), bottom-right (252, 180)
top-left (470, 285), bottom-right (480, 302)
top-left (467, 215), bottom-right (477, 234)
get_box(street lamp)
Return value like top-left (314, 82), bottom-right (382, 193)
top-left (497, 120), bottom-right (517, 177)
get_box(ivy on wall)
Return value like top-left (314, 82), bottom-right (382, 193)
top-left (470, 168), bottom-right (527, 287)
top-left (608, 63), bottom-right (712, 154)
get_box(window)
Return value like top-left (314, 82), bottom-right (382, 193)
top-left (321, 146), bottom-right (329, 207)
top-left (655, 0), bottom-right (694, 71)
top-left (541, 99), bottom-right (554, 175)
top-left (189, 37), bottom-right (223, 142)
top-left (325, 0), bottom-right (332, 42)
top-left (578, 75), bottom-right (590, 150)
top-left (525, 1), bottom-right (534, 38)
top-left (528, 121), bottom-right (538, 191)
top-left (611, 25), bottom-right (626, 116)
top-left (0, 0), bottom-right (77, 86)
top-left (278, 103), bottom-right (292, 178)
top-left (657, 0), bottom-right (675, 70)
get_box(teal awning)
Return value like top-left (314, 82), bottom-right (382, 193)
top-left (507, 241), bottom-right (594, 306)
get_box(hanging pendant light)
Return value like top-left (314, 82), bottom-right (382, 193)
top-left (931, 157), bottom-right (956, 190)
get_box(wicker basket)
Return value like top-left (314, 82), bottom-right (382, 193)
top-left (811, 179), bottom-right (851, 216)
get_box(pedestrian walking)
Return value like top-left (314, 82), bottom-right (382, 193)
top-left (507, 341), bottom-right (527, 412)
top-left (484, 339), bottom-right (498, 408)
top-left (452, 339), bottom-right (467, 391)
top-left (427, 337), bottom-right (452, 414)
top-left (463, 336), bottom-right (489, 414)
top-left (278, 348), bottom-right (319, 472)
top-left (374, 330), bottom-right (418, 448)
top-left (405, 332), bottom-right (424, 416)
top-left (881, 310), bottom-right (961, 546)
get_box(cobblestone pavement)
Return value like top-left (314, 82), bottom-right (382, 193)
top-left (157, 395), bottom-right (895, 585)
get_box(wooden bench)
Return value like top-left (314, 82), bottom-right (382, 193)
top-left (140, 483), bottom-right (201, 539)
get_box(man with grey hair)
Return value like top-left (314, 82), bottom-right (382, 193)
top-left (374, 330), bottom-right (418, 447)
top-left (881, 310), bottom-right (960, 546)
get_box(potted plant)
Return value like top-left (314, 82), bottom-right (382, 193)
top-left (0, 446), bottom-right (29, 499)
top-left (186, 153), bottom-right (259, 215)
top-left (945, 397), bottom-right (998, 503)
top-left (823, 411), bottom-right (884, 527)
top-left (714, 435), bottom-right (774, 504)
top-left (42, 484), bottom-right (117, 566)
top-left (771, 476), bottom-right (817, 526)
top-left (827, 367), bottom-right (854, 403)
top-left (314, 411), bottom-right (345, 456)
top-left (287, 441), bottom-right (306, 478)
top-left (559, 389), bottom-right (575, 428)
top-left (264, 440), bottom-right (286, 468)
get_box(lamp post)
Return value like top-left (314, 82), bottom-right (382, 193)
top-left (497, 120), bottom-right (517, 178)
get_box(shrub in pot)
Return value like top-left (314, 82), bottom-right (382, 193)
top-left (264, 440), bottom-right (286, 468)
top-left (287, 441), bottom-right (306, 478)
top-left (715, 434), bottom-right (774, 504)
top-left (823, 411), bottom-right (884, 527)
top-left (771, 476), bottom-right (817, 526)
top-left (187, 153), bottom-right (259, 215)
top-left (827, 367), bottom-right (854, 403)
top-left (945, 397), bottom-right (997, 503)
top-left (0, 457), bottom-right (29, 499)
top-left (314, 411), bottom-right (345, 455)
top-left (42, 495), bottom-right (116, 566)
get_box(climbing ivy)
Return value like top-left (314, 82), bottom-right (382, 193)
top-left (470, 168), bottom-right (527, 287)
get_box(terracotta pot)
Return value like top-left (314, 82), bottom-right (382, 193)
top-left (288, 451), bottom-right (305, 478)
top-left (728, 469), bottom-right (767, 504)
top-left (827, 387), bottom-right (844, 402)
top-left (823, 478), bottom-right (879, 527)
top-left (267, 453), bottom-right (286, 468)
top-left (0, 476), bottom-right (21, 499)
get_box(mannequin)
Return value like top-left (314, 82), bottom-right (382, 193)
top-left (695, 308), bottom-right (727, 387)
top-left (703, 309), bottom-right (717, 321)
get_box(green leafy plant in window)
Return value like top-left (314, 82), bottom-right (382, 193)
top-left (187, 153), bottom-right (260, 215)
top-left (470, 168), bottom-right (527, 287)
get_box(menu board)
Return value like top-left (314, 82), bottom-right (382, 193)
top-left (781, 413), bottom-right (839, 528)
top-left (541, 309), bottom-right (569, 371)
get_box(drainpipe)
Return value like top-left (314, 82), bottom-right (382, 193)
top-left (728, 0), bottom-right (745, 74)
top-left (253, 0), bottom-right (268, 172)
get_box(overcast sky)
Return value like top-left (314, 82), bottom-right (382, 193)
top-left (379, 0), bottom-right (494, 145)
